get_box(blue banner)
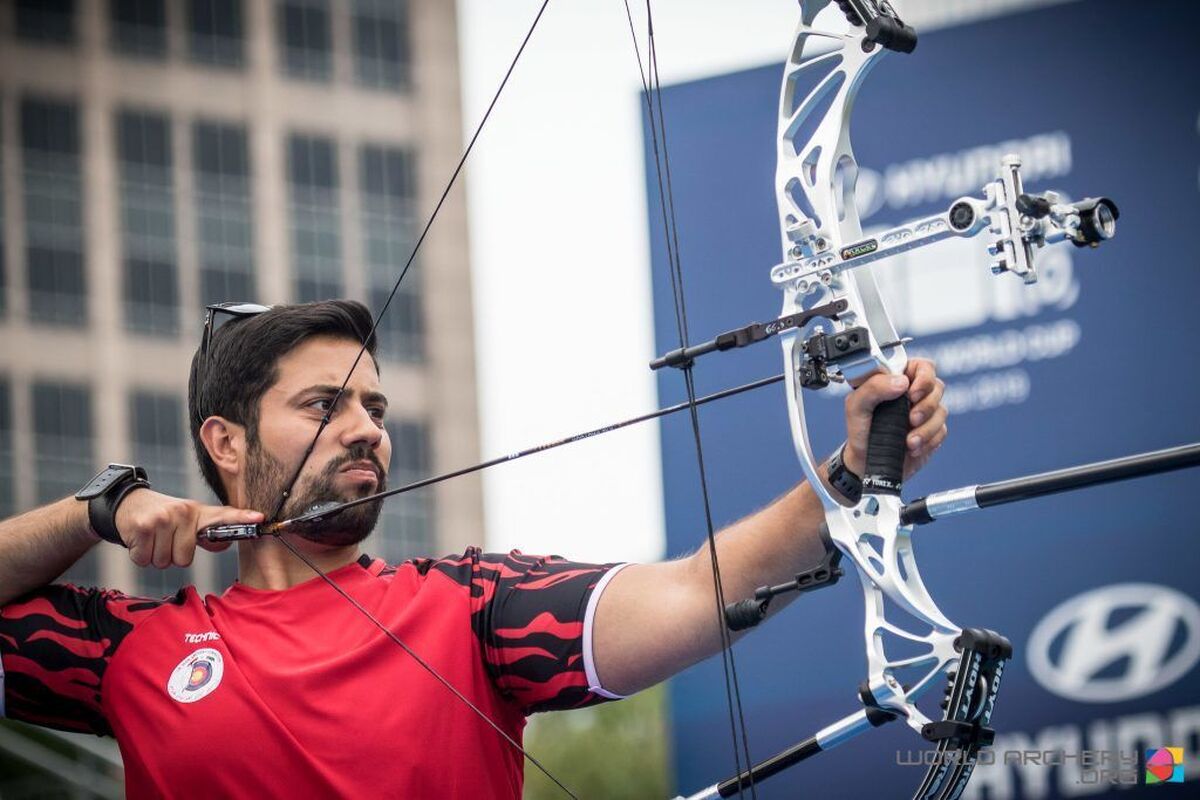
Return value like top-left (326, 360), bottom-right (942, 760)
top-left (646, 1), bottom-right (1200, 797)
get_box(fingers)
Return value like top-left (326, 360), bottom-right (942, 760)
top-left (841, 359), bottom-right (950, 482)
top-left (117, 492), bottom-right (262, 570)
top-left (908, 376), bottom-right (946, 439)
top-left (172, 523), bottom-right (198, 568)
top-left (907, 403), bottom-right (948, 453)
top-left (127, 532), bottom-right (154, 568)
top-left (905, 358), bottom-right (938, 405)
top-left (845, 372), bottom-right (910, 422)
top-left (152, 522), bottom-right (175, 569)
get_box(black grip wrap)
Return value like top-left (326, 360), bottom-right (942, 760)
top-left (863, 395), bottom-right (910, 495)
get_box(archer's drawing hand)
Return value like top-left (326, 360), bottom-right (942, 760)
top-left (842, 358), bottom-right (948, 481)
top-left (113, 490), bottom-right (263, 569)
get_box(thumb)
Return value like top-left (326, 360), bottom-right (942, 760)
top-left (847, 372), bottom-right (910, 422)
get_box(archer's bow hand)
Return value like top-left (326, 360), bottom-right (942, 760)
top-left (843, 358), bottom-right (948, 481)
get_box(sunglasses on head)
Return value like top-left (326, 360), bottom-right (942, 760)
top-left (196, 301), bottom-right (271, 425)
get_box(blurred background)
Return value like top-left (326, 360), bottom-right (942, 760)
top-left (4, 0), bottom-right (1189, 798)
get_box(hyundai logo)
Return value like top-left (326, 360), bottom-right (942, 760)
top-left (1027, 583), bottom-right (1200, 703)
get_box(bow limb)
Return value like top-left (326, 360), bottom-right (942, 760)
top-left (776, 0), bottom-right (965, 738)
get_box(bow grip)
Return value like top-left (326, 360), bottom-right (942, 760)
top-left (863, 394), bottom-right (910, 496)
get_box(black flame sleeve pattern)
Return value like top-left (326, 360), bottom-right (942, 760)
top-left (0, 584), bottom-right (169, 735)
top-left (419, 548), bottom-right (624, 715)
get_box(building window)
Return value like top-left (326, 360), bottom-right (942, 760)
top-left (16, 0), bottom-right (76, 45)
top-left (370, 420), bottom-right (434, 563)
top-left (0, 107), bottom-right (6, 319)
top-left (21, 97), bottom-right (87, 327)
top-left (287, 134), bottom-right (342, 302)
top-left (110, 0), bottom-right (168, 58)
top-left (0, 379), bottom-right (13, 520)
top-left (353, 0), bottom-right (410, 91)
top-left (193, 121), bottom-right (255, 305)
top-left (188, 0), bottom-right (244, 67)
top-left (118, 109), bottom-right (180, 335)
top-left (359, 144), bottom-right (422, 361)
top-left (278, 0), bottom-right (332, 81)
top-left (130, 391), bottom-right (191, 596)
top-left (33, 382), bottom-right (97, 586)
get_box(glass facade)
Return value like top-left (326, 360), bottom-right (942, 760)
top-left (21, 96), bottom-right (87, 327)
top-left (130, 391), bottom-right (191, 597)
top-left (193, 120), bottom-right (255, 305)
top-left (352, 0), bottom-right (411, 92)
top-left (360, 144), bottom-right (423, 361)
top-left (0, 379), bottom-right (12, 520)
top-left (118, 109), bottom-right (180, 335)
top-left (278, 0), bottom-right (333, 81)
top-left (32, 381), bottom-right (97, 586)
top-left (110, 0), bottom-right (168, 58)
top-left (287, 133), bottom-right (342, 302)
top-left (372, 420), bottom-right (434, 563)
top-left (0, 0), bottom-right (472, 608)
top-left (188, 0), bottom-right (244, 67)
top-left (0, 107), bottom-right (5, 319)
top-left (16, 0), bottom-right (76, 45)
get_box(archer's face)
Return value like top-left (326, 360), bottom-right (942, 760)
top-left (245, 336), bottom-right (392, 542)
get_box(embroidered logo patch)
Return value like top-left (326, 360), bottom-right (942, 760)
top-left (167, 648), bottom-right (224, 703)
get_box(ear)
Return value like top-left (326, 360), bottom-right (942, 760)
top-left (200, 416), bottom-right (247, 482)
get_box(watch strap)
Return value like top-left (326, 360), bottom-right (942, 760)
top-left (77, 465), bottom-right (150, 546)
top-left (827, 444), bottom-right (863, 504)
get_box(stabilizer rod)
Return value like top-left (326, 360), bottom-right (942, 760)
top-left (901, 443), bottom-right (1200, 526)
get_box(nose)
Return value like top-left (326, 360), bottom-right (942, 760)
top-left (337, 401), bottom-right (384, 451)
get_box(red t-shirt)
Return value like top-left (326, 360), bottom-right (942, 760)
top-left (0, 549), bottom-right (626, 798)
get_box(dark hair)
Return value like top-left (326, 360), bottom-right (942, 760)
top-left (188, 300), bottom-right (378, 503)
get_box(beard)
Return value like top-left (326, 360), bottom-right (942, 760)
top-left (244, 438), bottom-right (387, 548)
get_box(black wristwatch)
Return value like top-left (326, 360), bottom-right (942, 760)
top-left (75, 464), bottom-right (151, 546)
top-left (826, 444), bottom-right (863, 504)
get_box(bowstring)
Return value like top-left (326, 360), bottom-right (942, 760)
top-left (271, 536), bottom-right (579, 799)
top-left (623, 1), bottom-right (757, 796)
top-left (267, 0), bottom-right (552, 525)
top-left (253, 2), bottom-right (579, 796)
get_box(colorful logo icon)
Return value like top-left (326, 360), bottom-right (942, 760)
top-left (167, 647), bottom-right (224, 704)
top-left (1145, 747), bottom-right (1184, 784)
top-left (186, 660), bottom-right (213, 692)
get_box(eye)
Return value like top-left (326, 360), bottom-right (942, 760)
top-left (307, 397), bottom-right (337, 414)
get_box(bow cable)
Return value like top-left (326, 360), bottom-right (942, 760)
top-left (622, 2), bottom-right (757, 796)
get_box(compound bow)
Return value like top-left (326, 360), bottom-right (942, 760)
top-left (658, 2), bottom-right (1119, 798)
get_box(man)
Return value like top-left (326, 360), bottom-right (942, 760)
top-left (0, 300), bottom-right (947, 797)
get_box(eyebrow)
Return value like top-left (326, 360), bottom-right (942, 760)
top-left (294, 384), bottom-right (389, 409)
